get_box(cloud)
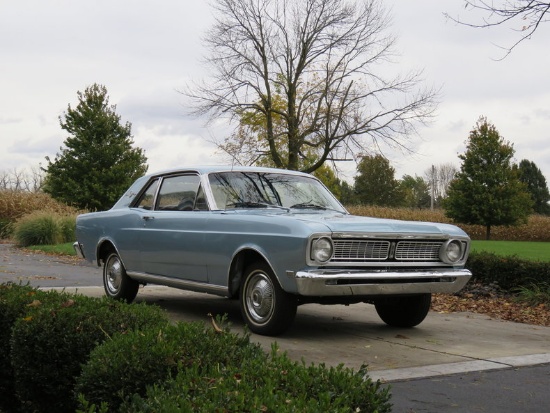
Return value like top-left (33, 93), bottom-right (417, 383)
top-left (1, 0), bottom-right (549, 185)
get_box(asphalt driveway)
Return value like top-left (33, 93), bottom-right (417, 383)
top-left (2, 243), bottom-right (550, 412)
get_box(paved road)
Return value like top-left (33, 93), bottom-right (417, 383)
top-left (2, 243), bottom-right (550, 412)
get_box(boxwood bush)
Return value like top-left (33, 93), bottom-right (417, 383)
top-left (119, 345), bottom-right (392, 413)
top-left (2, 284), bottom-right (392, 413)
top-left (76, 319), bottom-right (265, 411)
top-left (0, 284), bottom-right (70, 412)
top-left (10, 292), bottom-right (168, 413)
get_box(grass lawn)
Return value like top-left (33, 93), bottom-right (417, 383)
top-left (26, 242), bottom-right (76, 256)
top-left (470, 240), bottom-right (550, 262)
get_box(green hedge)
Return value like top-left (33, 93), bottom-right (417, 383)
top-left (119, 347), bottom-right (391, 413)
top-left (466, 251), bottom-right (550, 290)
top-left (76, 319), bottom-right (265, 411)
top-left (9, 291), bottom-right (168, 413)
top-left (0, 284), bottom-right (65, 412)
top-left (1, 284), bottom-right (392, 413)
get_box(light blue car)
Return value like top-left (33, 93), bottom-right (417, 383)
top-left (74, 166), bottom-right (472, 336)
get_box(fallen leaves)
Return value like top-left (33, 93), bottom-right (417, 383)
top-left (431, 293), bottom-right (550, 326)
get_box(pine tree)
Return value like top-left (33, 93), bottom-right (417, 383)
top-left (443, 117), bottom-right (532, 239)
top-left (43, 84), bottom-right (148, 210)
top-left (517, 159), bottom-right (550, 215)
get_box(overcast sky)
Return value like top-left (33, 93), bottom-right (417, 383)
top-left (1, 0), bottom-right (549, 184)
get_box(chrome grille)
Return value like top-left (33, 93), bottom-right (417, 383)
top-left (395, 241), bottom-right (442, 261)
top-left (330, 239), bottom-right (443, 262)
top-left (332, 240), bottom-right (390, 261)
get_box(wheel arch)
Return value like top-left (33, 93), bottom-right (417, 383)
top-left (96, 238), bottom-right (119, 267)
top-left (227, 248), bottom-right (281, 298)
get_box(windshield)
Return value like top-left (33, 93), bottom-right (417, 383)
top-left (208, 172), bottom-right (346, 213)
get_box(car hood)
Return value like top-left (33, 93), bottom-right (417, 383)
top-left (294, 212), bottom-right (469, 238)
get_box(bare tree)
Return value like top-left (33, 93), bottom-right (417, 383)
top-left (445, 1), bottom-right (550, 58)
top-left (0, 171), bottom-right (10, 190)
top-left (25, 166), bottom-right (45, 192)
top-left (0, 167), bottom-right (45, 192)
top-left (424, 163), bottom-right (458, 207)
top-left (184, 0), bottom-right (438, 172)
top-left (10, 168), bottom-right (26, 191)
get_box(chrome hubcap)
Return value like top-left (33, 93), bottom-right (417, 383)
top-left (105, 256), bottom-right (122, 294)
top-left (245, 272), bottom-right (274, 323)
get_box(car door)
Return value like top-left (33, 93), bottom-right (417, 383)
top-left (137, 173), bottom-right (209, 282)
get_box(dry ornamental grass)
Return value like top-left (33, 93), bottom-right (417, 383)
top-left (0, 191), bottom-right (79, 221)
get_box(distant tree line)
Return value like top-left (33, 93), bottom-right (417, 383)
top-left (0, 167), bottom-right (44, 192)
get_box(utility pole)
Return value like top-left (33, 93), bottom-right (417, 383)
top-left (430, 165), bottom-right (435, 210)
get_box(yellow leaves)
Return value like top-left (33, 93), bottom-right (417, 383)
top-left (207, 313), bottom-right (224, 334)
top-left (27, 299), bottom-right (42, 308)
top-left (61, 299), bottom-right (76, 308)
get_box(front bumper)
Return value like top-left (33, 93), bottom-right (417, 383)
top-left (294, 268), bottom-right (472, 296)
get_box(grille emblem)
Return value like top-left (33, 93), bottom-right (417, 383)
top-left (389, 242), bottom-right (396, 259)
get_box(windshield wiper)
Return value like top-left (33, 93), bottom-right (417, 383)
top-left (228, 202), bottom-right (289, 211)
top-left (290, 203), bottom-right (326, 210)
top-left (290, 203), bottom-right (346, 214)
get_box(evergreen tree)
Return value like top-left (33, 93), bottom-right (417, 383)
top-left (43, 84), bottom-right (148, 210)
top-left (443, 117), bottom-right (532, 239)
top-left (400, 175), bottom-right (431, 209)
top-left (354, 155), bottom-right (403, 207)
top-left (517, 159), bottom-right (550, 215)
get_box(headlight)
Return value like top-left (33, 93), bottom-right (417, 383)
top-left (311, 237), bottom-right (333, 263)
top-left (440, 240), bottom-right (464, 264)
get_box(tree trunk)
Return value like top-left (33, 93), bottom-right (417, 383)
top-left (485, 225), bottom-right (491, 240)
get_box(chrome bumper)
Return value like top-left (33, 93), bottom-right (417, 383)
top-left (293, 268), bottom-right (472, 296)
top-left (73, 241), bottom-right (85, 259)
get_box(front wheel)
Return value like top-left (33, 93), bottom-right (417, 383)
top-left (374, 294), bottom-right (432, 328)
top-left (103, 252), bottom-right (139, 302)
top-left (240, 261), bottom-right (297, 336)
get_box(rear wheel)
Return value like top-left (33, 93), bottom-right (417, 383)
top-left (103, 252), bottom-right (139, 302)
top-left (374, 294), bottom-right (432, 328)
top-left (240, 261), bottom-right (297, 336)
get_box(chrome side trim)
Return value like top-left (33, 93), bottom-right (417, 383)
top-left (127, 271), bottom-right (229, 297)
top-left (73, 241), bottom-right (85, 259)
top-left (293, 269), bottom-right (472, 296)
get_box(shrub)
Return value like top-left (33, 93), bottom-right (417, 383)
top-left (76, 318), bottom-right (264, 411)
top-left (0, 190), bottom-right (80, 239)
top-left (12, 211), bottom-right (77, 246)
top-left (0, 190), bottom-right (78, 221)
top-left (466, 251), bottom-right (550, 291)
top-left (0, 284), bottom-right (66, 412)
top-left (59, 214), bottom-right (77, 242)
top-left (10, 294), bottom-right (168, 413)
top-left (0, 217), bottom-right (11, 238)
top-left (120, 345), bottom-right (392, 413)
top-left (515, 282), bottom-right (550, 306)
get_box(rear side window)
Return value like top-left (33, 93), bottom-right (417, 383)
top-left (157, 175), bottom-right (202, 211)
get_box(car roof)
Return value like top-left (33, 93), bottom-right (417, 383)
top-left (145, 165), bottom-right (312, 178)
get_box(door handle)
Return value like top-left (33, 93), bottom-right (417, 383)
top-left (142, 216), bottom-right (155, 221)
